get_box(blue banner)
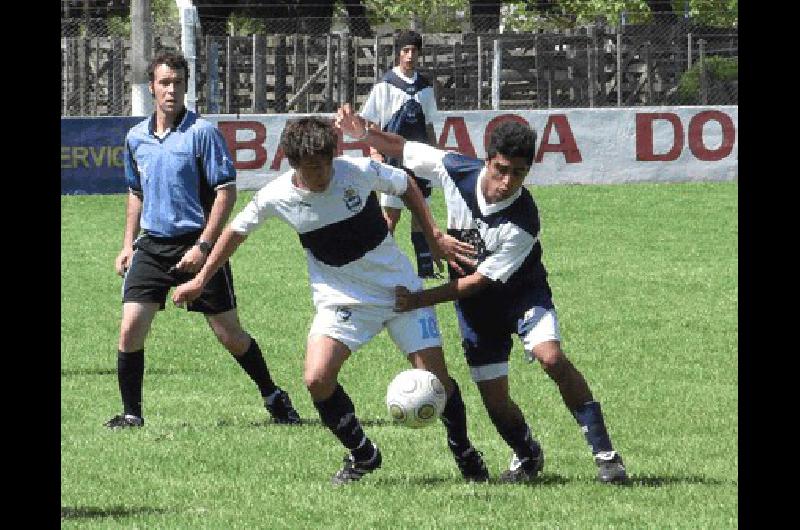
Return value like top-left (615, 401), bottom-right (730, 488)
top-left (61, 117), bottom-right (144, 195)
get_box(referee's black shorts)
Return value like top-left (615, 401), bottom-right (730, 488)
top-left (121, 231), bottom-right (237, 314)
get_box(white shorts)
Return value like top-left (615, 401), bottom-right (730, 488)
top-left (379, 192), bottom-right (430, 210)
top-left (518, 306), bottom-right (562, 363)
top-left (309, 302), bottom-right (443, 355)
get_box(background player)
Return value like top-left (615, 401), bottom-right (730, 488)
top-left (360, 29), bottom-right (440, 278)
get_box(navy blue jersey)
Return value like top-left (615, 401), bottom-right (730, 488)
top-left (403, 142), bottom-right (554, 336)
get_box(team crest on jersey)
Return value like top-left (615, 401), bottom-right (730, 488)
top-left (335, 307), bottom-right (352, 323)
top-left (343, 187), bottom-right (362, 212)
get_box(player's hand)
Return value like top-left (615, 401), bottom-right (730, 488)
top-left (434, 233), bottom-right (477, 276)
top-left (115, 247), bottom-right (133, 277)
top-left (394, 285), bottom-right (416, 312)
top-left (172, 279), bottom-right (203, 308)
top-left (335, 103), bottom-right (368, 139)
top-left (173, 246), bottom-right (206, 275)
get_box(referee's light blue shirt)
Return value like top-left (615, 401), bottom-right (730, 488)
top-left (124, 109), bottom-right (236, 238)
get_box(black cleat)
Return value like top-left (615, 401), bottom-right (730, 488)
top-left (331, 443), bottom-right (382, 485)
top-left (499, 446), bottom-right (545, 484)
top-left (104, 414), bottom-right (144, 429)
top-left (453, 446), bottom-right (490, 482)
top-left (595, 451), bottom-right (628, 484)
top-left (265, 389), bottom-right (301, 424)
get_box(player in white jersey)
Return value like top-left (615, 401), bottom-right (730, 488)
top-left (336, 105), bottom-right (628, 485)
top-left (360, 30), bottom-right (440, 278)
top-left (172, 117), bottom-right (488, 485)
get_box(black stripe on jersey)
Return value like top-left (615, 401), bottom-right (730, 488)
top-left (382, 70), bottom-right (431, 93)
top-left (298, 191), bottom-right (389, 267)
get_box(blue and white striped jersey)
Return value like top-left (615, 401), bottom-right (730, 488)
top-left (402, 142), bottom-right (554, 335)
top-left (229, 156), bottom-right (424, 308)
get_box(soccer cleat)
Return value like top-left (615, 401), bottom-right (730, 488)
top-left (104, 414), bottom-right (144, 429)
top-left (264, 388), bottom-right (301, 424)
top-left (453, 446), bottom-right (490, 482)
top-left (595, 451), bottom-right (628, 484)
top-left (331, 443), bottom-right (382, 485)
top-left (499, 446), bottom-right (545, 484)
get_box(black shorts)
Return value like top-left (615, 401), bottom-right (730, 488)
top-left (121, 232), bottom-right (237, 314)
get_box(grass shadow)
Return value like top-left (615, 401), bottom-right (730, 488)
top-left (61, 367), bottom-right (202, 376)
top-left (61, 505), bottom-right (171, 520)
top-left (240, 417), bottom-right (396, 428)
top-left (627, 474), bottom-right (730, 487)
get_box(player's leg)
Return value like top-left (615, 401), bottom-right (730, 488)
top-left (409, 175), bottom-right (436, 278)
top-left (520, 307), bottom-right (627, 483)
top-left (389, 306), bottom-right (488, 482)
top-left (106, 246), bottom-right (167, 429)
top-left (306, 307), bottom-right (383, 485)
top-left (198, 262), bottom-right (299, 424)
top-left (454, 303), bottom-right (544, 482)
top-left (106, 301), bottom-right (159, 428)
top-left (475, 376), bottom-right (544, 483)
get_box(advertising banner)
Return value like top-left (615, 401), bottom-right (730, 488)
top-left (61, 106), bottom-right (737, 194)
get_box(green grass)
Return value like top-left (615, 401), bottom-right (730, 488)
top-left (61, 182), bottom-right (737, 529)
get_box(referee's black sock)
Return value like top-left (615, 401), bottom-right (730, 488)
top-left (117, 349), bottom-right (144, 418)
top-left (440, 378), bottom-right (473, 456)
top-left (411, 231), bottom-right (434, 277)
top-left (233, 338), bottom-right (278, 399)
top-left (314, 384), bottom-right (375, 462)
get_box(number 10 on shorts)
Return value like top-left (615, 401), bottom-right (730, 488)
top-left (418, 316), bottom-right (440, 339)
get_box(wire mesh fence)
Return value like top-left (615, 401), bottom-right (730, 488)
top-left (61, 11), bottom-right (737, 117)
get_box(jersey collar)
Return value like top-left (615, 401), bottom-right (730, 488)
top-left (147, 106), bottom-right (189, 137)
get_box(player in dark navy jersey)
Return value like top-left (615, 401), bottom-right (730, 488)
top-left (105, 51), bottom-right (299, 430)
top-left (173, 117), bottom-right (488, 486)
top-left (337, 105), bottom-right (628, 484)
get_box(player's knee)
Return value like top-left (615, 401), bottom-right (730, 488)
top-left (214, 327), bottom-right (250, 355)
top-left (304, 369), bottom-right (336, 400)
top-left (540, 354), bottom-right (571, 382)
top-left (119, 322), bottom-right (147, 351)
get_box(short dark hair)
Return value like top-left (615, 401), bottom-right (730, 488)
top-left (486, 121), bottom-right (537, 165)
top-left (147, 50), bottom-right (189, 82)
top-left (280, 117), bottom-right (339, 166)
top-left (396, 30), bottom-right (423, 51)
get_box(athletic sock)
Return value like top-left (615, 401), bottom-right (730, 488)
top-left (117, 349), bottom-right (144, 418)
top-left (410, 231), bottom-right (434, 277)
top-left (440, 378), bottom-right (472, 456)
top-left (493, 420), bottom-right (541, 464)
top-left (233, 338), bottom-right (278, 399)
top-left (571, 400), bottom-right (614, 454)
top-left (314, 384), bottom-right (374, 461)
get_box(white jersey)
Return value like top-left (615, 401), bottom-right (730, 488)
top-left (229, 156), bottom-right (424, 308)
top-left (359, 67), bottom-right (437, 130)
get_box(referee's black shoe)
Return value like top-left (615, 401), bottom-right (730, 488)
top-left (104, 414), bottom-right (144, 429)
top-left (265, 388), bottom-right (301, 424)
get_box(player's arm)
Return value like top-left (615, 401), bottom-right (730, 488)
top-left (174, 184), bottom-right (237, 274)
top-left (172, 226), bottom-right (248, 305)
top-left (115, 190), bottom-right (143, 276)
top-left (394, 272), bottom-right (492, 312)
top-left (337, 103), bottom-right (405, 159)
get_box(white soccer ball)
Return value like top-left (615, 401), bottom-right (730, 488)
top-left (386, 369), bottom-right (447, 429)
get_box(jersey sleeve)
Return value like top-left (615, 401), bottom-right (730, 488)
top-left (476, 224), bottom-right (537, 283)
top-left (402, 141), bottom-right (447, 188)
top-left (123, 136), bottom-right (142, 195)
top-left (359, 82), bottom-right (384, 127)
top-left (197, 125), bottom-right (236, 189)
top-left (228, 184), bottom-right (278, 235)
top-left (364, 158), bottom-right (408, 197)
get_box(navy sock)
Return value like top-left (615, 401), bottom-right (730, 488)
top-left (490, 415), bottom-right (540, 462)
top-left (410, 231), bottom-right (433, 276)
top-left (571, 400), bottom-right (614, 454)
top-left (440, 378), bottom-right (472, 456)
top-left (117, 349), bottom-right (144, 418)
top-left (233, 338), bottom-right (278, 399)
top-left (314, 384), bottom-right (374, 461)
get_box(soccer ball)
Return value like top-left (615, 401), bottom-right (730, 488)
top-left (386, 369), bottom-right (447, 429)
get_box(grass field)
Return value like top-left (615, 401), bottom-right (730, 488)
top-left (61, 181), bottom-right (738, 529)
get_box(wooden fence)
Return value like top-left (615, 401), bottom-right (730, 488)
top-left (61, 23), bottom-right (737, 116)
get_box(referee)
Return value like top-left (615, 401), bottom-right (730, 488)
top-left (105, 51), bottom-right (300, 428)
